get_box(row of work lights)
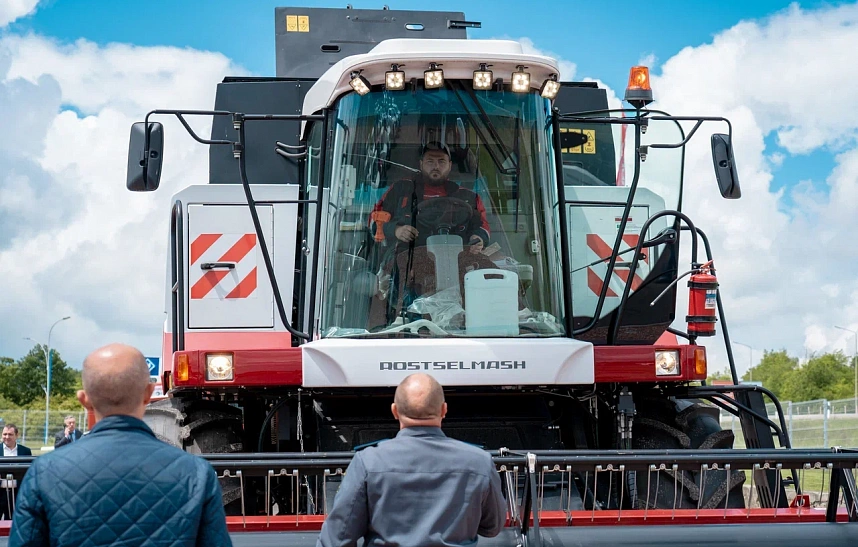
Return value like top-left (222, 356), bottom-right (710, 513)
top-left (349, 63), bottom-right (561, 99)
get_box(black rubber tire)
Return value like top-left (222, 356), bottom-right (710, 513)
top-left (632, 400), bottom-right (746, 510)
top-left (144, 398), bottom-right (245, 511)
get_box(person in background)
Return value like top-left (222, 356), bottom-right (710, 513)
top-left (3, 425), bottom-right (31, 457)
top-left (53, 416), bottom-right (82, 448)
top-left (1, 424), bottom-right (31, 520)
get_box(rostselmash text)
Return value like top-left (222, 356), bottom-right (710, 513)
top-left (379, 361), bottom-right (526, 371)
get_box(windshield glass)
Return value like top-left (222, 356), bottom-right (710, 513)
top-left (561, 112), bottom-right (684, 323)
top-left (319, 85), bottom-right (565, 338)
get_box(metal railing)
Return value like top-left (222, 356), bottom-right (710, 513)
top-left (722, 398), bottom-right (858, 449)
top-left (3, 447), bottom-right (858, 544)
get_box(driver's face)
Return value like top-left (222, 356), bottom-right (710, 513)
top-left (420, 150), bottom-right (451, 183)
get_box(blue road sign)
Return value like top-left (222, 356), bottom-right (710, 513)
top-left (145, 357), bottom-right (160, 377)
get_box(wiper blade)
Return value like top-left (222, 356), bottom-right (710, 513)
top-left (446, 81), bottom-right (517, 175)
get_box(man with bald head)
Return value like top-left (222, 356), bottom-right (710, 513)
top-left (10, 343), bottom-right (232, 547)
top-left (318, 373), bottom-right (506, 547)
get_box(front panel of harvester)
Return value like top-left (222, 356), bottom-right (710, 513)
top-left (187, 204), bottom-right (275, 328)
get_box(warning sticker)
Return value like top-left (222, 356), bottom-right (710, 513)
top-left (559, 128), bottom-right (597, 154)
top-left (287, 15), bottom-right (310, 32)
top-left (705, 290), bottom-right (717, 310)
top-left (582, 129), bottom-right (596, 154)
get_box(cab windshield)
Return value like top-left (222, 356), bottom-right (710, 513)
top-left (318, 86), bottom-right (566, 338)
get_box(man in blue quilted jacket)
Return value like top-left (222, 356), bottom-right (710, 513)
top-left (9, 343), bottom-right (232, 547)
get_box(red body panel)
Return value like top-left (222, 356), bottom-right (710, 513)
top-left (168, 341), bottom-right (705, 388)
top-left (217, 509), bottom-right (849, 533)
top-left (0, 509), bottom-right (846, 536)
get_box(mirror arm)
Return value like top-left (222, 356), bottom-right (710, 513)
top-left (142, 110), bottom-right (235, 181)
top-left (647, 120), bottom-right (704, 149)
top-left (646, 115), bottom-right (734, 149)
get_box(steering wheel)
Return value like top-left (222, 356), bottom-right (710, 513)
top-left (416, 197), bottom-right (473, 234)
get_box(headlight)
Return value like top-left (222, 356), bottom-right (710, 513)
top-left (655, 350), bottom-right (680, 376)
top-left (206, 353), bottom-right (234, 381)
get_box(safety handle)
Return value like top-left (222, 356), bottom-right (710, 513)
top-left (200, 262), bottom-right (236, 270)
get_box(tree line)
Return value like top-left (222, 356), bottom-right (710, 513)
top-left (0, 345), bottom-right (81, 409)
top-left (709, 350), bottom-right (857, 402)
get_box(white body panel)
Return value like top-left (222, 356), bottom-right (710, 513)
top-left (302, 39), bottom-right (559, 118)
top-left (187, 204), bottom-right (275, 328)
top-left (565, 186), bottom-right (668, 320)
top-left (163, 184), bottom-right (299, 335)
top-left (302, 338), bottom-right (594, 387)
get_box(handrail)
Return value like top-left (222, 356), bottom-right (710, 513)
top-left (170, 200), bottom-right (184, 352)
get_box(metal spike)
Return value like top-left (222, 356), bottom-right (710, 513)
top-left (266, 469), bottom-right (273, 525)
top-left (607, 467), bottom-right (614, 511)
top-left (238, 470), bottom-right (246, 528)
top-left (748, 464), bottom-right (758, 517)
top-left (618, 465), bottom-right (625, 522)
top-left (672, 464), bottom-right (679, 520)
top-left (645, 465), bottom-right (654, 520)
top-left (774, 464), bottom-right (783, 517)
top-left (697, 465), bottom-right (708, 518)
top-left (592, 466), bottom-right (601, 522)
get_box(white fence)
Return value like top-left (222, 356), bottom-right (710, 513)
top-left (0, 410), bottom-right (88, 448)
top-left (721, 397), bottom-right (858, 448)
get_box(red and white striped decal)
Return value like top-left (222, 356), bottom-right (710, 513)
top-left (189, 233), bottom-right (258, 300)
top-left (585, 233), bottom-right (648, 297)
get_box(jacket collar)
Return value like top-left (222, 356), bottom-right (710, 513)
top-left (396, 426), bottom-right (446, 438)
top-left (89, 414), bottom-right (156, 438)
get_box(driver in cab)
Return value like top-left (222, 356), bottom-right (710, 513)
top-left (370, 142), bottom-right (490, 253)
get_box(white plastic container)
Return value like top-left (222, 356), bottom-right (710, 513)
top-left (464, 269), bottom-right (519, 336)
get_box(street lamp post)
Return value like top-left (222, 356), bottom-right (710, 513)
top-left (734, 342), bottom-right (754, 382)
top-left (24, 316), bottom-right (71, 446)
top-left (835, 325), bottom-right (858, 415)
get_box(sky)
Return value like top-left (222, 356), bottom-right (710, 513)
top-left (1, 0), bottom-right (858, 378)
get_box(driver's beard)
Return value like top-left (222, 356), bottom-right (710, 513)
top-left (421, 173), bottom-right (446, 185)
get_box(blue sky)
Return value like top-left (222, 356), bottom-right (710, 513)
top-left (10, 0), bottom-right (839, 198)
top-left (10, 0), bottom-right (838, 90)
top-left (3, 1), bottom-right (858, 373)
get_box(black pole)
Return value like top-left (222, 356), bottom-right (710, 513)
top-left (551, 109), bottom-right (575, 335)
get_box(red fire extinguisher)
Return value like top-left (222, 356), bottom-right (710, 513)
top-left (687, 260), bottom-right (718, 337)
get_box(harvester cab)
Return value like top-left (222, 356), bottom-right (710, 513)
top-left (104, 5), bottom-right (858, 544)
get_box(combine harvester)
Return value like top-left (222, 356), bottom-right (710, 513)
top-left (4, 5), bottom-right (857, 546)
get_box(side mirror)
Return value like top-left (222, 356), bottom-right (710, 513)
top-left (126, 122), bottom-right (163, 192)
top-left (711, 133), bottom-right (741, 199)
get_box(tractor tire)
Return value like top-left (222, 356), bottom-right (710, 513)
top-left (632, 400), bottom-right (746, 510)
top-left (144, 398), bottom-right (245, 511)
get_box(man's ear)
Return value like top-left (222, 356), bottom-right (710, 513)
top-left (143, 382), bottom-right (156, 405)
top-left (440, 402), bottom-right (448, 419)
top-left (77, 390), bottom-right (94, 412)
top-left (391, 403), bottom-right (400, 421)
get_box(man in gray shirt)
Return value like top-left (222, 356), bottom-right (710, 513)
top-left (318, 373), bottom-right (507, 547)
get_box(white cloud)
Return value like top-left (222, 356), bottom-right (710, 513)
top-left (0, 34), bottom-right (245, 366)
top-left (514, 37), bottom-right (577, 81)
top-left (0, 0), bottom-right (39, 28)
top-left (640, 3), bottom-right (858, 374)
top-left (637, 53), bottom-right (657, 69)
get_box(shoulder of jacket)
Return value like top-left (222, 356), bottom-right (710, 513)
top-left (443, 436), bottom-right (493, 459)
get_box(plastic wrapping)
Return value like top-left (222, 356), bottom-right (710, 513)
top-left (407, 286), bottom-right (465, 330)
